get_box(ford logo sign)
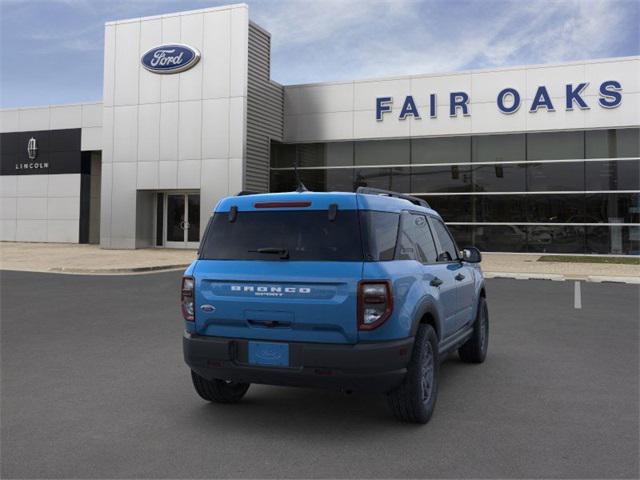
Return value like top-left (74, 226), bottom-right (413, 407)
top-left (141, 44), bottom-right (200, 74)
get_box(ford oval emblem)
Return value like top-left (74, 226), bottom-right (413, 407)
top-left (141, 44), bottom-right (201, 74)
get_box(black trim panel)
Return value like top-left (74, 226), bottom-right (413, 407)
top-left (1, 129), bottom-right (82, 175)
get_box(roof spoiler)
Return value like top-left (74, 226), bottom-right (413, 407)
top-left (235, 190), bottom-right (262, 196)
top-left (356, 187), bottom-right (430, 209)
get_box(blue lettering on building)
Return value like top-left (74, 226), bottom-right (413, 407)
top-left (429, 93), bottom-right (437, 118)
top-left (449, 92), bottom-right (469, 116)
top-left (376, 97), bottom-right (393, 121)
top-left (530, 86), bottom-right (555, 112)
top-left (375, 80), bottom-right (622, 120)
top-left (497, 88), bottom-right (521, 114)
top-left (399, 96), bottom-right (420, 120)
top-left (598, 80), bottom-right (622, 108)
top-left (565, 83), bottom-right (589, 110)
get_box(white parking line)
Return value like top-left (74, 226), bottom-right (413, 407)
top-left (574, 281), bottom-right (582, 309)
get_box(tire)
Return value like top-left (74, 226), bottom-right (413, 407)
top-left (387, 324), bottom-right (439, 424)
top-left (458, 296), bottom-right (489, 364)
top-left (190, 370), bottom-right (250, 404)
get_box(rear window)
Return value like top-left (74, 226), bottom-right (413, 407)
top-left (199, 210), bottom-right (364, 261)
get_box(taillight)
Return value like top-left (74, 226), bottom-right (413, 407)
top-left (181, 276), bottom-right (195, 321)
top-left (358, 280), bottom-right (393, 330)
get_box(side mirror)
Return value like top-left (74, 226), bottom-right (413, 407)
top-left (461, 246), bottom-right (482, 263)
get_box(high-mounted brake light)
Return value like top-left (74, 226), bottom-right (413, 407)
top-left (254, 201), bottom-right (311, 208)
top-left (181, 276), bottom-right (195, 321)
top-left (358, 280), bottom-right (393, 330)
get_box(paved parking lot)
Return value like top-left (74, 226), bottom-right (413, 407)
top-left (1, 271), bottom-right (638, 479)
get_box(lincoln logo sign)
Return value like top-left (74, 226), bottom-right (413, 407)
top-left (16, 137), bottom-right (48, 171)
top-left (141, 44), bottom-right (200, 74)
top-left (376, 80), bottom-right (623, 120)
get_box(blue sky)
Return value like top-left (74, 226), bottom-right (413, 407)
top-left (1, 0), bottom-right (638, 108)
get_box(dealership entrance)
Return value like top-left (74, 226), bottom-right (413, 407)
top-left (157, 192), bottom-right (200, 249)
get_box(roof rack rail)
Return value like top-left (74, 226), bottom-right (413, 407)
top-left (356, 187), bottom-right (430, 209)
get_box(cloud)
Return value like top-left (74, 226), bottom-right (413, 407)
top-left (253, 0), bottom-right (637, 84)
top-left (0, 0), bottom-right (637, 107)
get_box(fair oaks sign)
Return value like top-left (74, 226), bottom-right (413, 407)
top-left (376, 80), bottom-right (623, 121)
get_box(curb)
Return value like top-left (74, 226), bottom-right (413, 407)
top-left (48, 264), bottom-right (190, 274)
top-left (485, 271), bottom-right (640, 284)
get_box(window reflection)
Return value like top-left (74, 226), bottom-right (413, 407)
top-left (526, 226), bottom-right (585, 253)
top-left (585, 193), bottom-right (640, 224)
top-left (412, 137), bottom-right (471, 164)
top-left (473, 134), bottom-right (525, 162)
top-left (527, 162), bottom-right (585, 191)
top-left (472, 163), bottom-right (526, 192)
top-left (353, 167), bottom-right (410, 192)
top-left (527, 131), bottom-right (584, 160)
top-left (526, 194), bottom-right (584, 222)
top-left (586, 160), bottom-right (640, 191)
top-left (355, 140), bottom-right (409, 166)
top-left (411, 165), bottom-right (472, 193)
top-left (586, 226), bottom-right (640, 255)
top-left (585, 128), bottom-right (640, 158)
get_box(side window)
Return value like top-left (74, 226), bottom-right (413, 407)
top-left (360, 211), bottom-right (400, 261)
top-left (396, 213), bottom-right (438, 263)
top-left (429, 217), bottom-right (459, 262)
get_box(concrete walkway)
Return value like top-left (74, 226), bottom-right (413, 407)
top-left (0, 242), bottom-right (196, 274)
top-left (0, 242), bottom-right (638, 282)
top-left (481, 253), bottom-right (640, 284)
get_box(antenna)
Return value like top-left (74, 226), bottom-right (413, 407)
top-left (293, 155), bottom-right (308, 193)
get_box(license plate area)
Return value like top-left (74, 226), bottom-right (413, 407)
top-left (248, 341), bottom-right (289, 367)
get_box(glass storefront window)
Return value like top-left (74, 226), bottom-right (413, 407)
top-left (585, 128), bottom-right (640, 158)
top-left (418, 195), bottom-right (473, 222)
top-left (353, 167), bottom-right (410, 192)
top-left (586, 226), bottom-right (640, 255)
top-left (472, 225), bottom-right (529, 252)
top-left (585, 160), bottom-right (640, 191)
top-left (270, 142), bottom-right (296, 168)
top-left (412, 137), bottom-right (470, 164)
top-left (447, 225), bottom-right (473, 249)
top-left (527, 161), bottom-right (585, 191)
top-left (270, 169), bottom-right (355, 193)
top-left (526, 194), bottom-right (585, 222)
top-left (585, 192), bottom-right (640, 224)
top-left (526, 226), bottom-right (585, 254)
top-left (472, 163), bottom-right (526, 192)
top-left (411, 165), bottom-right (472, 193)
top-left (355, 139), bottom-right (409, 166)
top-left (472, 133), bottom-right (525, 162)
top-left (475, 194), bottom-right (528, 223)
top-left (326, 142), bottom-right (354, 166)
top-left (527, 131), bottom-right (584, 160)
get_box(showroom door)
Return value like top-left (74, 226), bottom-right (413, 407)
top-left (164, 193), bottom-right (200, 249)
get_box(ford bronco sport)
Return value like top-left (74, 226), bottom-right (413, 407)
top-left (182, 187), bottom-right (488, 423)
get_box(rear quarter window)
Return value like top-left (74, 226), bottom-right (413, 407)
top-left (359, 211), bottom-right (400, 261)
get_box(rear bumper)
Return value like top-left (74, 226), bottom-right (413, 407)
top-left (183, 332), bottom-right (413, 393)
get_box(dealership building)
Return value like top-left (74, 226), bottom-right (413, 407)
top-left (1, 3), bottom-right (638, 254)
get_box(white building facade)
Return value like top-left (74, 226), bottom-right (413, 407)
top-left (1, 4), bottom-right (638, 254)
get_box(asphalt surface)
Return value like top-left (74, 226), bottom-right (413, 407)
top-left (1, 270), bottom-right (638, 479)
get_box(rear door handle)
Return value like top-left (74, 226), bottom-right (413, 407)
top-left (455, 273), bottom-right (465, 281)
top-left (430, 277), bottom-right (443, 287)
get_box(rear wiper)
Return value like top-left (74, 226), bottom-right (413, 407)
top-left (248, 247), bottom-right (290, 259)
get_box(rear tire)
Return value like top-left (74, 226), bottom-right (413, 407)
top-left (191, 370), bottom-right (250, 403)
top-left (458, 296), bottom-right (489, 363)
top-left (387, 324), bottom-right (439, 424)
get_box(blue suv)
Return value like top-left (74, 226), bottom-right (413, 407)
top-left (182, 187), bottom-right (488, 423)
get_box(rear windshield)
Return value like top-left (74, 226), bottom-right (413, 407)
top-left (199, 210), bottom-right (364, 261)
